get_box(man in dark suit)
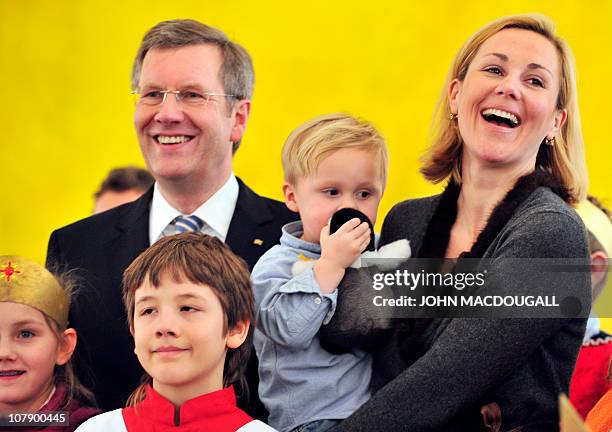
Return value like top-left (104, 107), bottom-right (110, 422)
top-left (46, 19), bottom-right (296, 415)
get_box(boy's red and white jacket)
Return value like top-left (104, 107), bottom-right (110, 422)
top-left (75, 385), bottom-right (276, 432)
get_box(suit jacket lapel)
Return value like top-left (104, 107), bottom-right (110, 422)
top-left (104, 187), bottom-right (153, 296)
top-left (225, 178), bottom-right (275, 269)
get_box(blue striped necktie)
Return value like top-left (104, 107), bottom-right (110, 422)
top-left (173, 215), bottom-right (205, 234)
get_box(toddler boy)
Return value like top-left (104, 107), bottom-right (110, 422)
top-left (252, 113), bottom-right (389, 432)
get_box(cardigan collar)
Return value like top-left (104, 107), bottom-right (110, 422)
top-left (418, 170), bottom-right (570, 259)
top-left (395, 170), bottom-right (570, 357)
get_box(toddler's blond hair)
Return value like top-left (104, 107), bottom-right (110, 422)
top-left (282, 113), bottom-right (388, 186)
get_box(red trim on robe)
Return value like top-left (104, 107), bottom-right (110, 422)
top-left (122, 385), bottom-right (253, 431)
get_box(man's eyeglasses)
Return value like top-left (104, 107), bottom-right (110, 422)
top-left (131, 90), bottom-right (238, 107)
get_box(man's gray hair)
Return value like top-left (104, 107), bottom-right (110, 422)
top-left (132, 19), bottom-right (254, 99)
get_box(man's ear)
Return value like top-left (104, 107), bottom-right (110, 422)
top-left (283, 183), bottom-right (299, 213)
top-left (226, 320), bottom-right (250, 349)
top-left (56, 328), bottom-right (77, 366)
top-left (229, 99), bottom-right (251, 144)
top-left (448, 78), bottom-right (461, 116)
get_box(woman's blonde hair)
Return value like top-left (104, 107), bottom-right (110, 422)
top-left (421, 14), bottom-right (587, 203)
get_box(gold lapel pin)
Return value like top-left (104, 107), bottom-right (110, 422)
top-left (253, 239), bottom-right (264, 246)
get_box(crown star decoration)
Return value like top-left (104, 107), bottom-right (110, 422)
top-left (0, 261), bottom-right (20, 282)
top-left (0, 256), bottom-right (69, 327)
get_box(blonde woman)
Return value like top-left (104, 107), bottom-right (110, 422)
top-left (332, 15), bottom-right (591, 431)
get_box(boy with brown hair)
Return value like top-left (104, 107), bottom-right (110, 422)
top-left (77, 233), bottom-right (275, 431)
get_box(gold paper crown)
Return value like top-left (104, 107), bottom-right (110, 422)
top-left (0, 255), bottom-right (69, 327)
top-left (575, 200), bottom-right (612, 257)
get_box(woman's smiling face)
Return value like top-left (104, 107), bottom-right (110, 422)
top-left (449, 28), bottom-right (567, 173)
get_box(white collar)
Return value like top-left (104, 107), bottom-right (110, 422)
top-left (149, 174), bottom-right (239, 244)
top-left (583, 315), bottom-right (601, 343)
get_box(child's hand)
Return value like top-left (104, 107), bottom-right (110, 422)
top-left (314, 218), bottom-right (371, 294)
top-left (320, 218), bottom-right (371, 268)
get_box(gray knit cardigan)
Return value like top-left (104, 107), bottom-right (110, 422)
top-left (330, 174), bottom-right (591, 432)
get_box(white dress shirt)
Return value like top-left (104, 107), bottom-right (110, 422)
top-left (148, 174), bottom-right (239, 245)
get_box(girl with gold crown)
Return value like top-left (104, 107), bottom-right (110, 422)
top-left (0, 256), bottom-right (99, 431)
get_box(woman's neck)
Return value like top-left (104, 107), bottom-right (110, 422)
top-left (455, 182), bottom-right (507, 241)
top-left (453, 158), bottom-right (533, 241)
top-left (448, 162), bottom-right (534, 257)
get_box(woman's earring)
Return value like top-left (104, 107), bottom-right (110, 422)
top-left (450, 113), bottom-right (458, 120)
top-left (545, 136), bottom-right (557, 146)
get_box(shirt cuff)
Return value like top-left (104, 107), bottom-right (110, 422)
top-left (278, 267), bottom-right (338, 323)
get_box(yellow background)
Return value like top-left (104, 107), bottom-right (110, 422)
top-left (0, 1), bottom-right (610, 327)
